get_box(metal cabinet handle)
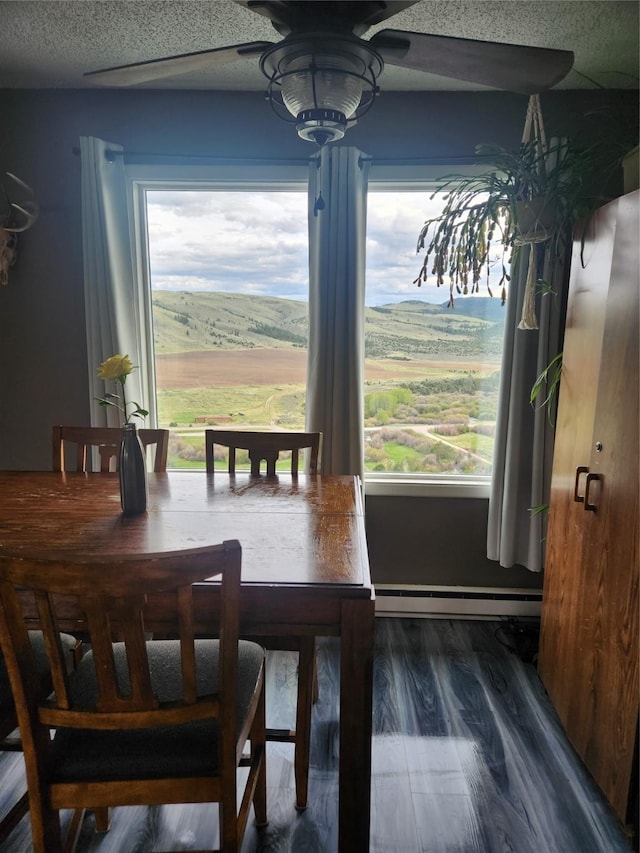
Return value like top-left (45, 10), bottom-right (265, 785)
top-left (584, 472), bottom-right (601, 511)
top-left (574, 466), bottom-right (589, 502)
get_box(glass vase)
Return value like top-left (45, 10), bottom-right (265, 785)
top-left (119, 422), bottom-right (148, 515)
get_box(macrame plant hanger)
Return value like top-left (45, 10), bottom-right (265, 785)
top-left (516, 93), bottom-right (550, 330)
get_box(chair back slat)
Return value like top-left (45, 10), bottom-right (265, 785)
top-left (98, 445), bottom-right (119, 472)
top-left (249, 448), bottom-right (279, 476)
top-left (77, 444), bottom-right (88, 472)
top-left (87, 594), bottom-right (158, 713)
top-left (178, 585), bottom-right (197, 704)
top-left (206, 430), bottom-right (321, 476)
top-left (147, 428), bottom-right (169, 472)
top-left (34, 591), bottom-right (72, 710)
top-left (219, 540), bottom-right (241, 766)
top-left (52, 426), bottom-right (169, 473)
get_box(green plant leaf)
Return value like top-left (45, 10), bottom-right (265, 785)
top-left (530, 351), bottom-right (563, 424)
top-left (528, 503), bottom-right (550, 517)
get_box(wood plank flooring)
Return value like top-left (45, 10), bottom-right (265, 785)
top-left (0, 618), bottom-right (633, 852)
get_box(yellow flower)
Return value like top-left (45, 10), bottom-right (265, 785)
top-left (95, 354), bottom-right (148, 425)
top-left (97, 354), bottom-right (134, 381)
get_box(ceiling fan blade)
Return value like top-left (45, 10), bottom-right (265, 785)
top-left (356, 2), bottom-right (421, 28)
top-left (84, 41), bottom-right (272, 86)
top-left (237, 1), bottom-right (419, 36)
top-left (370, 29), bottom-right (574, 94)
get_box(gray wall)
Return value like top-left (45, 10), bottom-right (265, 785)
top-left (0, 87), bottom-right (634, 588)
top-left (365, 495), bottom-right (537, 588)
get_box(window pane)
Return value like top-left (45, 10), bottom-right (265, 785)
top-left (365, 191), bottom-right (505, 477)
top-left (146, 190), bottom-right (308, 469)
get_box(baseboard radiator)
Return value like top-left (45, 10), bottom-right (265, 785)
top-left (375, 584), bottom-right (542, 620)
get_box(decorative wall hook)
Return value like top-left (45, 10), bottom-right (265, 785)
top-left (1, 171), bottom-right (39, 286)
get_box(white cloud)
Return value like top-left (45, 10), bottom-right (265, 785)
top-left (146, 188), bottom-right (505, 307)
top-left (147, 190), bottom-right (308, 299)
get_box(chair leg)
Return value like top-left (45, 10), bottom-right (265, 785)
top-left (312, 648), bottom-right (319, 704)
top-left (252, 680), bottom-right (268, 828)
top-left (94, 806), bottom-right (110, 832)
top-left (26, 794), bottom-right (63, 853)
top-left (220, 797), bottom-right (239, 853)
top-left (294, 637), bottom-right (315, 811)
top-left (62, 808), bottom-right (86, 853)
top-left (0, 790), bottom-right (29, 845)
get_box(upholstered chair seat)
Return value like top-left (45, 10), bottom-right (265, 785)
top-left (52, 639), bottom-right (265, 783)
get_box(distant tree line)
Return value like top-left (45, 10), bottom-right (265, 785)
top-left (248, 322), bottom-right (307, 346)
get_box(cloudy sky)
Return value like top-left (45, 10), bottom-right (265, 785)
top-left (146, 189), bottom-right (498, 307)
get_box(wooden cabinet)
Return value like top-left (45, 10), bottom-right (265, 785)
top-left (539, 190), bottom-right (639, 830)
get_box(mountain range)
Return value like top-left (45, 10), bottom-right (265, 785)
top-left (152, 291), bottom-right (505, 360)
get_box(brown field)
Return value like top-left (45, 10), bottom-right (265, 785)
top-left (156, 349), bottom-right (497, 389)
top-left (156, 349), bottom-right (307, 388)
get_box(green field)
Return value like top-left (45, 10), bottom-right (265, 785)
top-left (153, 290), bottom-right (504, 475)
top-left (158, 385), bottom-right (307, 428)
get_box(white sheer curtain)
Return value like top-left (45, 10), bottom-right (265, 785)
top-left (487, 233), bottom-right (568, 571)
top-left (80, 136), bottom-right (151, 426)
top-left (305, 146), bottom-right (370, 477)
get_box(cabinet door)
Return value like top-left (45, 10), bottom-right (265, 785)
top-left (539, 191), bottom-right (639, 824)
top-left (564, 191), bottom-right (639, 822)
top-left (539, 199), bottom-right (618, 723)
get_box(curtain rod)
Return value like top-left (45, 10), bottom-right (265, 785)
top-left (361, 155), bottom-right (483, 166)
top-left (72, 146), bottom-right (481, 167)
top-left (72, 146), bottom-right (311, 166)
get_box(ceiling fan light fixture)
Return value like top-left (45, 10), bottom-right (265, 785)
top-left (261, 35), bottom-right (383, 145)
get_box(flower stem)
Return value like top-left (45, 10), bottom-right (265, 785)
top-left (120, 376), bottom-right (129, 424)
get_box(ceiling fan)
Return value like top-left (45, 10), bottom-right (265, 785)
top-left (85, 0), bottom-right (574, 146)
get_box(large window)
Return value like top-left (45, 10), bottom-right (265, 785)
top-left (136, 167), bottom-right (505, 483)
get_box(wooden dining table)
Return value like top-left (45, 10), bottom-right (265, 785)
top-left (0, 469), bottom-right (375, 852)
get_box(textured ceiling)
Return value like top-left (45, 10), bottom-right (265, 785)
top-left (0, 0), bottom-right (637, 93)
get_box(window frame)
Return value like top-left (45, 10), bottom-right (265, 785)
top-left (125, 161), bottom-right (309, 436)
top-left (364, 163), bottom-right (501, 498)
top-left (126, 161), bottom-right (498, 498)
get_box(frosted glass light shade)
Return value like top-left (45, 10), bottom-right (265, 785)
top-left (280, 54), bottom-right (365, 119)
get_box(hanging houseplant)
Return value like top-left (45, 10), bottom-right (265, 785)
top-left (413, 94), bottom-right (631, 327)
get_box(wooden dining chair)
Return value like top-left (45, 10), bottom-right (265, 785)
top-left (205, 428), bottom-right (321, 811)
top-left (205, 429), bottom-right (320, 476)
top-left (52, 425), bottom-right (169, 473)
top-left (0, 633), bottom-right (82, 844)
top-left (0, 540), bottom-right (266, 853)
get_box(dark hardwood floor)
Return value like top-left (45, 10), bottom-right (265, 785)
top-left (0, 618), bottom-right (633, 852)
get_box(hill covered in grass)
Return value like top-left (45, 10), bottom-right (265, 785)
top-left (152, 291), bottom-right (505, 360)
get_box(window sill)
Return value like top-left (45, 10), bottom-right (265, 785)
top-left (364, 476), bottom-right (491, 499)
top-left (164, 469), bottom-right (491, 498)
